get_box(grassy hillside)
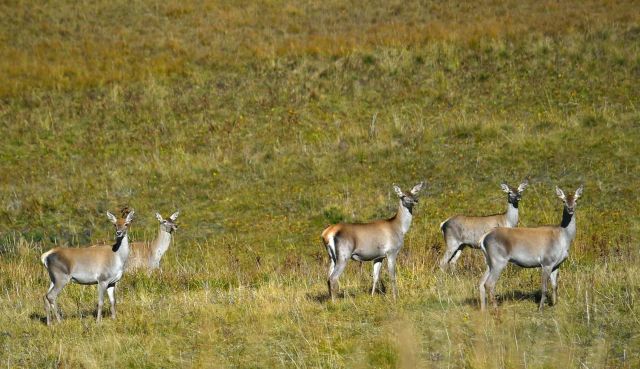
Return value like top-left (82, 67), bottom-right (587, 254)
top-left (1, 1), bottom-right (639, 367)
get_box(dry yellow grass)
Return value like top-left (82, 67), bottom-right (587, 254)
top-left (1, 0), bottom-right (639, 367)
top-left (1, 0), bottom-right (638, 97)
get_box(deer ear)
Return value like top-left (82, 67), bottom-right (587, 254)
top-left (410, 181), bottom-right (425, 196)
top-left (574, 185), bottom-right (583, 200)
top-left (517, 180), bottom-right (528, 193)
top-left (169, 211), bottom-right (180, 221)
top-left (392, 184), bottom-right (404, 198)
top-left (125, 210), bottom-right (135, 224)
top-left (106, 211), bottom-right (118, 224)
top-left (155, 213), bottom-right (164, 222)
top-left (500, 183), bottom-right (510, 193)
top-left (556, 186), bottom-right (566, 201)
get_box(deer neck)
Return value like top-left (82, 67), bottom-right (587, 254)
top-left (505, 201), bottom-right (519, 227)
top-left (560, 207), bottom-right (577, 241)
top-left (151, 227), bottom-right (173, 262)
top-left (112, 234), bottom-right (130, 262)
top-left (392, 200), bottom-right (413, 235)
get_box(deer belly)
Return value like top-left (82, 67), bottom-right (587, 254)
top-left (509, 249), bottom-right (546, 268)
top-left (71, 270), bottom-right (101, 285)
top-left (351, 247), bottom-right (385, 262)
top-left (71, 268), bottom-right (123, 285)
top-left (510, 258), bottom-right (541, 268)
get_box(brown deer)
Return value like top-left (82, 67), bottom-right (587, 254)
top-left (479, 185), bottom-right (582, 310)
top-left (127, 211), bottom-right (179, 271)
top-left (321, 182), bottom-right (425, 301)
top-left (439, 180), bottom-right (528, 271)
top-left (40, 210), bottom-right (135, 325)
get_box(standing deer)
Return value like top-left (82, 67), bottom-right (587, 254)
top-left (40, 210), bottom-right (135, 325)
top-left (439, 180), bottom-right (528, 271)
top-left (321, 182), bottom-right (425, 301)
top-left (127, 211), bottom-right (179, 271)
top-left (479, 185), bottom-right (583, 311)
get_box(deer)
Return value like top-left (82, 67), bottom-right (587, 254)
top-left (479, 185), bottom-right (583, 311)
top-left (40, 210), bottom-right (135, 325)
top-left (439, 180), bottom-right (528, 271)
top-left (321, 182), bottom-right (425, 301)
top-left (126, 211), bottom-right (179, 271)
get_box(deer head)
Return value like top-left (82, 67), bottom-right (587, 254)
top-left (155, 211), bottom-right (179, 234)
top-left (393, 181), bottom-right (426, 213)
top-left (107, 210), bottom-right (135, 239)
top-left (500, 179), bottom-right (528, 207)
top-left (556, 185), bottom-right (583, 215)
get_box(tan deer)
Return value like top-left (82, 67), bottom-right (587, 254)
top-left (40, 210), bottom-right (135, 325)
top-left (321, 182), bottom-right (425, 301)
top-left (479, 185), bottom-right (583, 311)
top-left (127, 211), bottom-right (179, 271)
top-left (439, 180), bottom-right (528, 271)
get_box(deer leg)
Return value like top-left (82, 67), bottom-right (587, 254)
top-left (439, 236), bottom-right (459, 271)
top-left (327, 258), bottom-right (335, 279)
top-left (107, 283), bottom-right (117, 319)
top-left (96, 282), bottom-right (108, 322)
top-left (325, 243), bottom-right (336, 279)
top-left (449, 248), bottom-right (463, 270)
top-left (45, 274), bottom-right (69, 325)
top-left (485, 260), bottom-right (507, 309)
top-left (538, 267), bottom-right (552, 311)
top-left (479, 267), bottom-right (491, 311)
top-left (386, 253), bottom-right (399, 301)
top-left (371, 259), bottom-right (383, 296)
top-left (549, 269), bottom-right (559, 306)
top-left (328, 258), bottom-right (348, 301)
top-left (44, 282), bottom-right (54, 326)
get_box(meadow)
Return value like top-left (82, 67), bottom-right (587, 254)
top-left (0, 0), bottom-right (639, 367)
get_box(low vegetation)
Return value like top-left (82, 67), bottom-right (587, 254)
top-left (0, 0), bottom-right (639, 367)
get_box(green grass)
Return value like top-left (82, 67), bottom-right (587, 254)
top-left (1, 0), bottom-right (639, 367)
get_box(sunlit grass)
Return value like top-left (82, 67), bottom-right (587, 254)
top-left (1, 0), bottom-right (639, 367)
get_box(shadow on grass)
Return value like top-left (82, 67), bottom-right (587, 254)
top-left (29, 312), bottom-right (47, 325)
top-left (500, 290), bottom-right (542, 303)
top-left (30, 308), bottom-right (114, 325)
top-left (306, 292), bottom-right (332, 303)
top-left (306, 283), bottom-right (389, 303)
top-left (462, 289), bottom-right (542, 307)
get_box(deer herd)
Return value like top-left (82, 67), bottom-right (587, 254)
top-left (40, 180), bottom-right (582, 326)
